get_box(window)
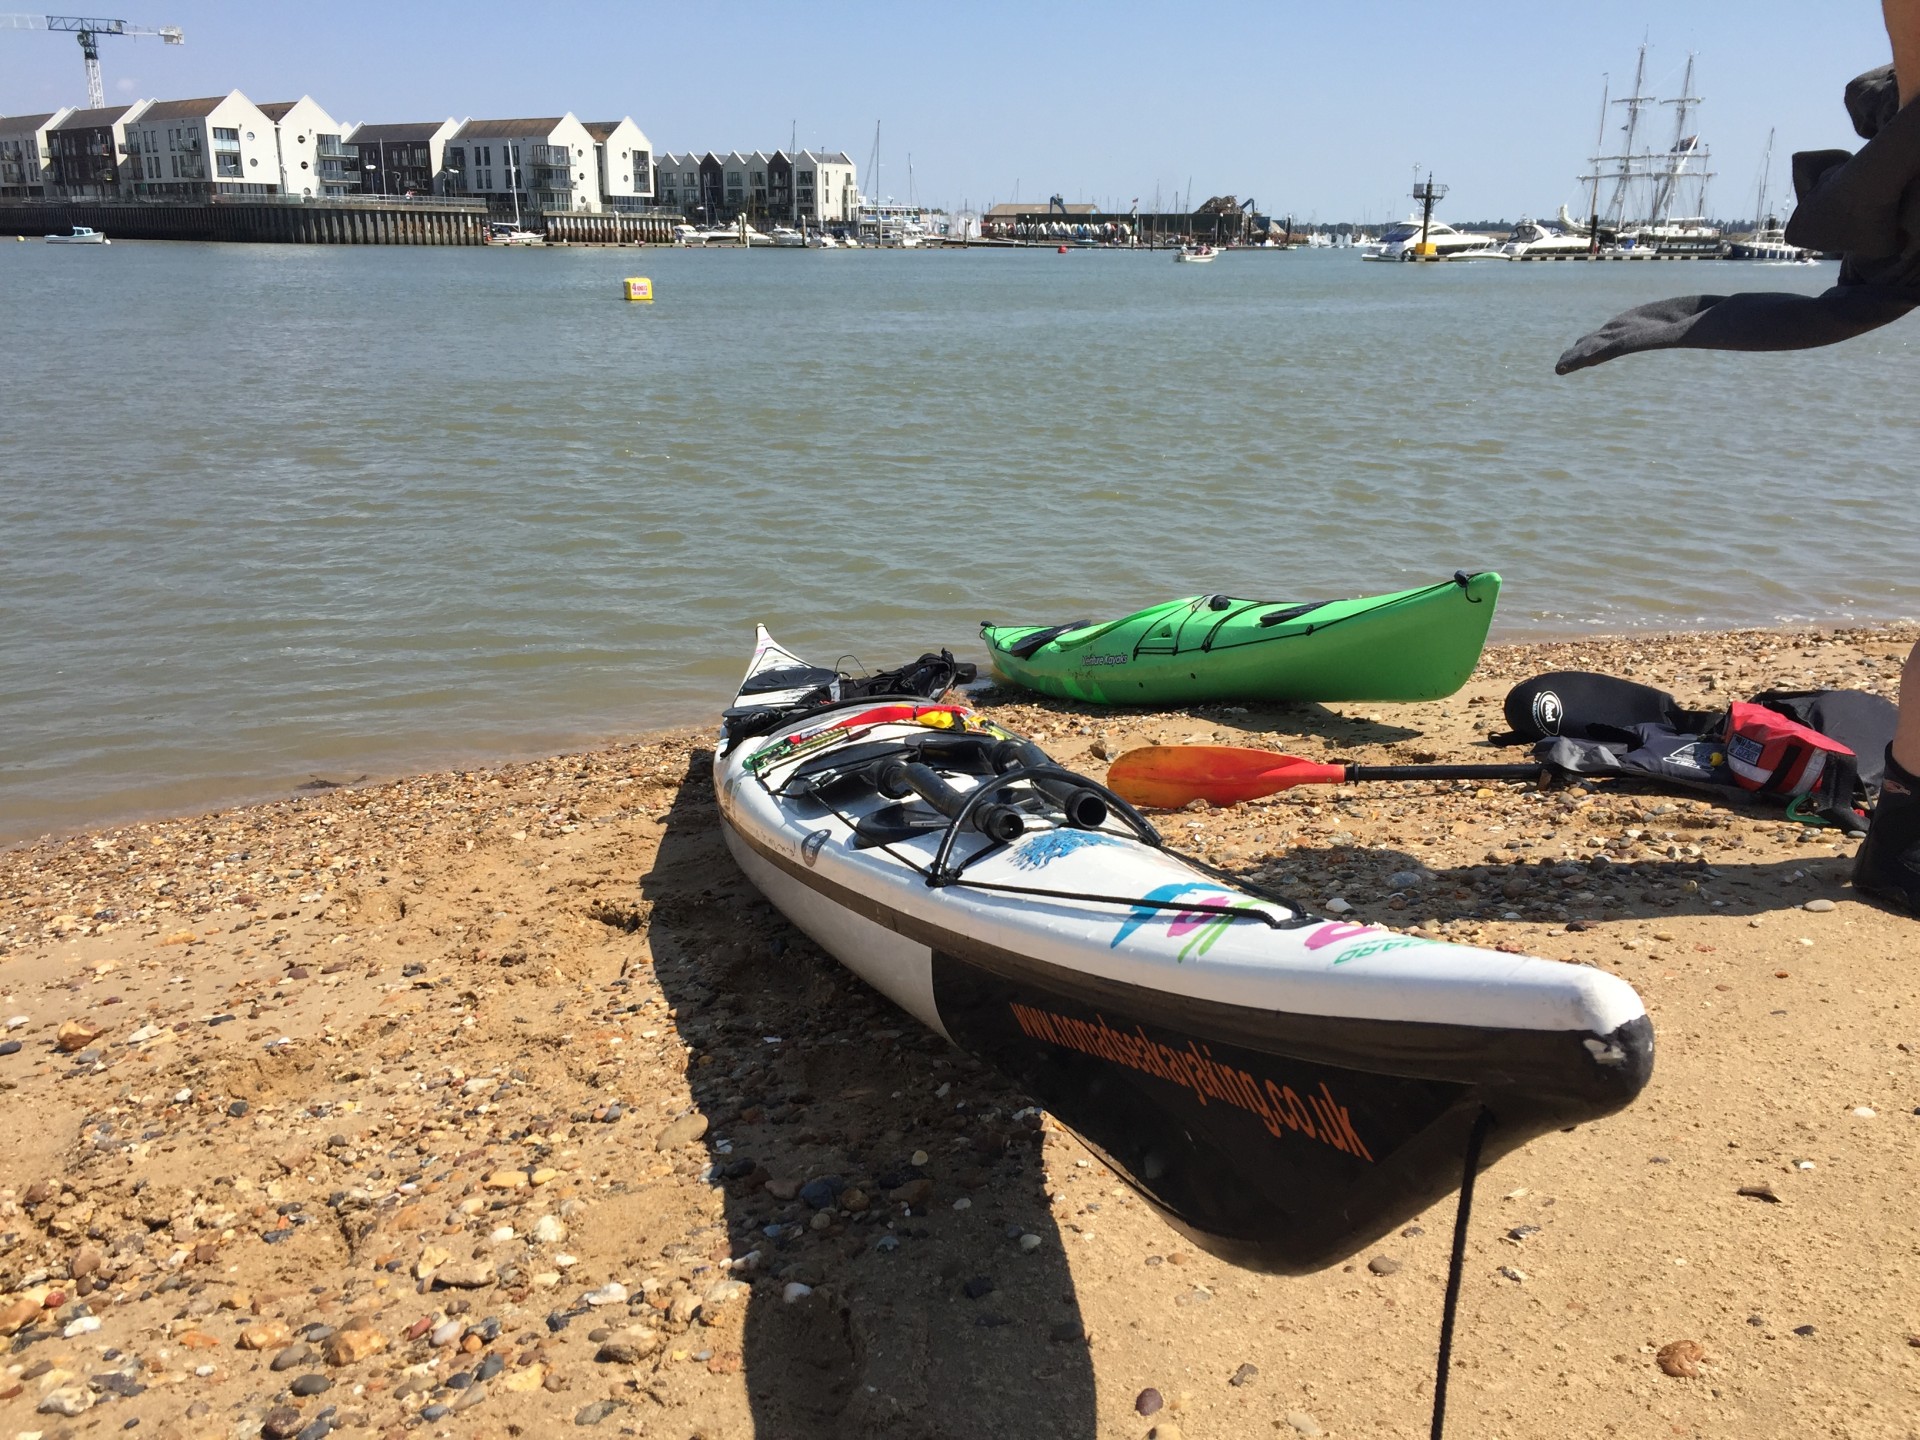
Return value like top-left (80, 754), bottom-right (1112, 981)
top-left (213, 127), bottom-right (237, 142)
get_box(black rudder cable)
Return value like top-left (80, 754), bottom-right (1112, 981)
top-left (1431, 1107), bottom-right (1494, 1440)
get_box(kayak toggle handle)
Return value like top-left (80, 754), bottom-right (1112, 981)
top-left (878, 761), bottom-right (1026, 844)
top-left (991, 739), bottom-right (1108, 829)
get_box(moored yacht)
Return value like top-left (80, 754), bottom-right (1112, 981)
top-left (1726, 224), bottom-right (1816, 262)
top-left (1500, 218), bottom-right (1594, 259)
top-left (1359, 215), bottom-right (1502, 261)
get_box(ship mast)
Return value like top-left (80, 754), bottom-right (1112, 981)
top-left (1650, 53), bottom-right (1711, 224)
top-left (1601, 43), bottom-right (1655, 229)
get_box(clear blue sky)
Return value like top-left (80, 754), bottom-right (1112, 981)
top-left (0, 1), bottom-right (1897, 221)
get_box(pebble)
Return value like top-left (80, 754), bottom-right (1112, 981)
top-left (584, 1281), bottom-right (628, 1306)
top-left (575, 1398), bottom-right (620, 1425)
top-left (1135, 1387), bottom-right (1164, 1416)
top-left (595, 1341), bottom-right (641, 1365)
top-left (798, 1175), bottom-right (845, 1209)
top-left (0, 1039), bottom-right (20, 1056)
top-left (1229, 1362), bottom-right (1259, 1386)
top-left (433, 1259), bottom-right (497, 1289)
top-left (1018, 1233), bottom-right (1043, 1252)
top-left (782, 1282), bottom-right (814, 1304)
top-left (1803, 898), bottom-right (1836, 912)
top-left (261, 1406), bottom-right (303, 1440)
top-left (1324, 897), bottom-right (1353, 915)
top-left (962, 1275), bottom-right (995, 1300)
top-left (1148, 1427), bottom-right (1183, 1440)
top-left (533, 1214), bottom-right (567, 1244)
top-left (430, 1319), bottom-right (464, 1347)
top-left (1285, 1411), bottom-right (1325, 1437)
top-left (1367, 1255), bottom-right (1402, 1276)
top-left (1656, 1339), bottom-right (1706, 1377)
top-left (1853, 1106), bottom-right (1877, 1118)
top-left (37, 1388), bottom-right (93, 1416)
top-left (654, 1113), bottom-right (709, 1150)
top-left (289, 1374), bottom-right (331, 1397)
top-left (62, 1314), bottom-right (101, 1337)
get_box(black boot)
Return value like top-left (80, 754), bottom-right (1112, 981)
top-left (1853, 749), bottom-right (1920, 914)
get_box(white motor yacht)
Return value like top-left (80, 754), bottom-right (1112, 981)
top-left (672, 223), bottom-right (705, 247)
top-left (1174, 243), bottom-right (1218, 263)
top-left (1359, 216), bottom-right (1502, 261)
top-left (768, 226), bottom-right (807, 247)
top-left (1500, 218), bottom-right (1594, 259)
top-left (487, 222), bottom-right (544, 246)
top-left (46, 226), bottom-right (109, 245)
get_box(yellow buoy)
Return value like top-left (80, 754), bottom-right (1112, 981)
top-left (623, 276), bottom-right (653, 303)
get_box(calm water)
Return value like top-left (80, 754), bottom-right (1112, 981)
top-left (2, 240), bottom-right (1915, 839)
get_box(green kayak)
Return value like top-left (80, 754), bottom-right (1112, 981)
top-left (981, 571), bottom-right (1500, 706)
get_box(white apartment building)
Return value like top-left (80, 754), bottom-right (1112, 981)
top-left (792, 150), bottom-right (858, 224)
top-left (124, 91), bottom-right (282, 198)
top-left (446, 115), bottom-right (601, 213)
top-left (257, 96), bottom-right (355, 199)
top-left (0, 107), bottom-right (72, 198)
top-left (583, 117), bottom-right (652, 211)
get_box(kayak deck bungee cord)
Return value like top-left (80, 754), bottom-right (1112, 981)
top-left (715, 627), bottom-right (1652, 1275)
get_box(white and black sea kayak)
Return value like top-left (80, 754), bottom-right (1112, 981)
top-left (716, 628), bottom-right (1654, 1274)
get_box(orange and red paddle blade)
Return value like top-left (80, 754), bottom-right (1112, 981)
top-left (1104, 745), bottom-right (1346, 809)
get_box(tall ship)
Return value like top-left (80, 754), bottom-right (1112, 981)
top-left (1563, 46), bottom-right (1724, 258)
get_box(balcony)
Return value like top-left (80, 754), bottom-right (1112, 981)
top-left (531, 166), bottom-right (572, 189)
top-left (530, 145), bottom-right (570, 167)
top-left (316, 138), bottom-right (352, 158)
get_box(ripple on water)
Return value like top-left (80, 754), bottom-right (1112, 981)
top-left (0, 245), bottom-right (1915, 836)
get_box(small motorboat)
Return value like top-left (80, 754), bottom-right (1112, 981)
top-left (713, 628), bottom-right (1653, 1273)
top-left (1175, 243), bottom-right (1218, 263)
top-left (46, 226), bottom-right (109, 245)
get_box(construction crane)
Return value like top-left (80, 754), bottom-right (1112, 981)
top-left (0, 13), bottom-right (184, 110)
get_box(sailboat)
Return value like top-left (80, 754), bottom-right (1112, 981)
top-left (1726, 129), bottom-right (1817, 262)
top-left (1566, 46), bottom-right (1724, 257)
top-left (488, 143), bottom-right (544, 245)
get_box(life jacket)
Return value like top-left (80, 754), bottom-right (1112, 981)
top-left (1492, 670), bottom-right (1895, 834)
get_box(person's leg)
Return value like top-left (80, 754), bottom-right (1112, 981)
top-left (1894, 640), bottom-right (1920, 772)
top-left (1854, 639), bottom-right (1920, 911)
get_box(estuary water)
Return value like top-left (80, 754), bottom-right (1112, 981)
top-left (2, 240), bottom-right (1916, 839)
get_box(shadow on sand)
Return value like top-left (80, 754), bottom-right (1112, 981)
top-left (639, 749), bottom-right (1098, 1439)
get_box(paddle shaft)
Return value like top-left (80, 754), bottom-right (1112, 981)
top-left (1345, 762), bottom-right (1545, 784)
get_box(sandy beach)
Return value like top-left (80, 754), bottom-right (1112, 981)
top-left (2, 623), bottom-right (1916, 1440)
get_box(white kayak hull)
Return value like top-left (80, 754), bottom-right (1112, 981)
top-left (715, 628), bottom-right (1653, 1272)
